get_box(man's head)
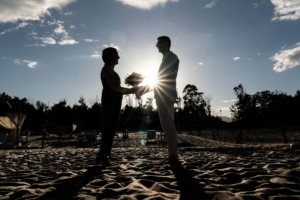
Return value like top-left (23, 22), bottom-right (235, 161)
top-left (156, 36), bottom-right (171, 54)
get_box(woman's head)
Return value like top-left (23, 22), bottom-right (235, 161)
top-left (102, 47), bottom-right (119, 66)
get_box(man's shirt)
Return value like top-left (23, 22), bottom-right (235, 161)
top-left (154, 51), bottom-right (179, 100)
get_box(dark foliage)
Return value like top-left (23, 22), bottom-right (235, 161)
top-left (1, 84), bottom-right (221, 132)
top-left (230, 84), bottom-right (300, 129)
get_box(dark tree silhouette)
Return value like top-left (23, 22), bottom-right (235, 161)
top-left (183, 84), bottom-right (211, 118)
top-left (1, 84), bottom-right (223, 134)
top-left (230, 84), bottom-right (300, 143)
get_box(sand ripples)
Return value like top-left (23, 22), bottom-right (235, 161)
top-left (0, 136), bottom-right (300, 199)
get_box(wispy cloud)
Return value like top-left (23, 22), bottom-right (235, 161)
top-left (54, 21), bottom-right (67, 35)
top-left (58, 38), bottom-right (78, 45)
top-left (70, 25), bottom-right (76, 29)
top-left (23, 60), bottom-right (37, 68)
top-left (221, 100), bottom-right (237, 103)
top-left (91, 54), bottom-right (101, 58)
top-left (102, 44), bottom-right (121, 50)
top-left (115, 0), bottom-right (178, 10)
top-left (28, 31), bottom-right (38, 35)
top-left (91, 51), bottom-right (101, 58)
top-left (0, 22), bottom-right (29, 35)
top-left (83, 39), bottom-right (93, 42)
top-left (64, 12), bottom-right (73, 16)
top-left (27, 31), bottom-right (56, 46)
top-left (26, 44), bottom-right (47, 47)
top-left (233, 57), bottom-right (240, 61)
top-left (14, 59), bottom-right (21, 64)
top-left (0, 0), bottom-right (77, 23)
top-left (270, 42), bottom-right (300, 72)
top-left (271, 0), bottom-right (300, 21)
top-left (41, 37), bottom-right (56, 44)
top-left (13, 59), bottom-right (37, 68)
top-left (258, 53), bottom-right (261, 55)
top-left (2, 57), bottom-right (7, 59)
top-left (204, 0), bottom-right (217, 8)
top-left (253, 3), bottom-right (258, 8)
top-left (47, 20), bottom-right (57, 26)
top-left (52, 21), bottom-right (78, 45)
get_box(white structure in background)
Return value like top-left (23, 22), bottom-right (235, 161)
top-left (0, 113), bottom-right (26, 148)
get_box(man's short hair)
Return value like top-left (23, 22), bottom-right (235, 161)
top-left (102, 47), bottom-right (117, 65)
top-left (157, 36), bottom-right (171, 47)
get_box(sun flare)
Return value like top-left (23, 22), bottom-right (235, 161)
top-left (137, 60), bottom-right (160, 89)
top-left (141, 71), bottom-right (157, 88)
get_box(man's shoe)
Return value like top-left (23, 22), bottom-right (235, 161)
top-left (166, 160), bottom-right (181, 165)
top-left (161, 158), bottom-right (179, 164)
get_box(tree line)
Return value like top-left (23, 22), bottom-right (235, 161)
top-left (230, 84), bottom-right (300, 143)
top-left (2, 83), bottom-right (298, 133)
top-left (230, 84), bottom-right (300, 128)
top-left (0, 84), bottom-right (221, 132)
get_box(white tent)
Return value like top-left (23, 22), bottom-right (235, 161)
top-left (0, 113), bottom-right (26, 148)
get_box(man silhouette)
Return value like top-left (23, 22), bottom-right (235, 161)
top-left (154, 36), bottom-right (179, 163)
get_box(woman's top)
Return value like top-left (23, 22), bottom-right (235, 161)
top-left (101, 67), bottom-right (123, 103)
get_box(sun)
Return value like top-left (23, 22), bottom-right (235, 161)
top-left (137, 59), bottom-right (160, 89)
top-left (141, 71), bottom-right (157, 88)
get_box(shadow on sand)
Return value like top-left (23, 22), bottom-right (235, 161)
top-left (169, 163), bottom-right (208, 200)
top-left (35, 165), bottom-right (104, 200)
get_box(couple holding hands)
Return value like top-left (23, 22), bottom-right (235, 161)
top-left (96, 36), bottom-right (180, 167)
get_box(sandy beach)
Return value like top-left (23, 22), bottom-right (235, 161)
top-left (0, 133), bottom-right (300, 200)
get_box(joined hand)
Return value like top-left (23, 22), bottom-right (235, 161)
top-left (135, 85), bottom-right (153, 97)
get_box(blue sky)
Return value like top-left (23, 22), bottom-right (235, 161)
top-left (1, 0), bottom-right (300, 117)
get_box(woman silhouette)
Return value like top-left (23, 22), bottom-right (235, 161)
top-left (96, 47), bottom-right (141, 166)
